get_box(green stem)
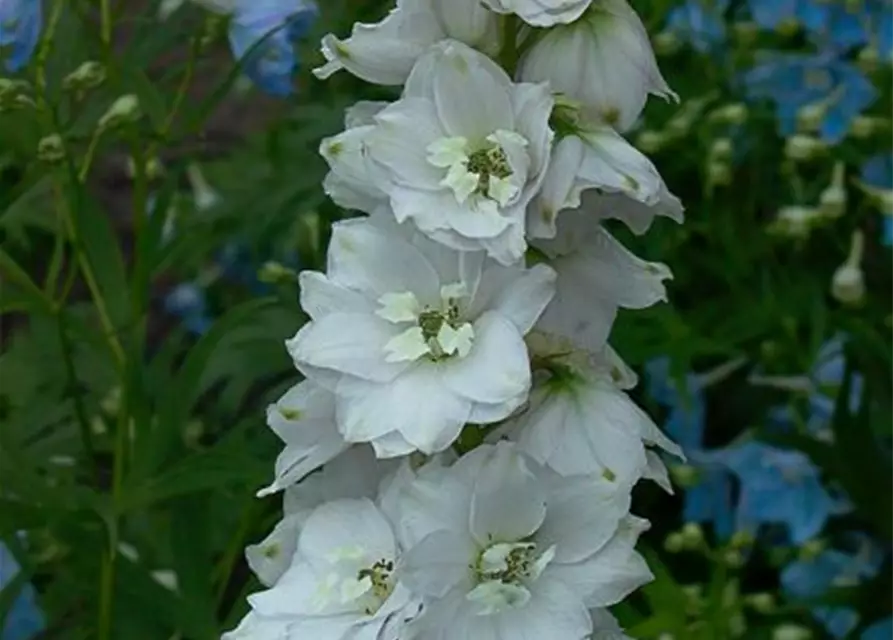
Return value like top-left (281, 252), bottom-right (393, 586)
top-left (56, 311), bottom-right (96, 461)
top-left (499, 15), bottom-right (520, 76)
top-left (100, 0), bottom-right (113, 45)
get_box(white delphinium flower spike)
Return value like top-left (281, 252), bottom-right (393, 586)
top-left (503, 333), bottom-right (682, 491)
top-left (314, 0), bottom-right (499, 85)
top-left (529, 117), bottom-right (683, 240)
top-left (286, 216), bottom-right (555, 456)
top-left (229, 498), bottom-right (420, 639)
top-left (247, 446), bottom-right (399, 587)
top-left (389, 442), bottom-right (653, 640)
top-left (482, 0), bottom-right (592, 26)
top-left (365, 40), bottom-right (554, 264)
top-left (519, 0), bottom-right (677, 132)
top-left (532, 209), bottom-right (673, 354)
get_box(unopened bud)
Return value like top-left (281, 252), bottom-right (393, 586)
top-left (63, 61), bottom-right (106, 93)
top-left (723, 549), bottom-right (745, 568)
top-left (653, 31), bottom-right (681, 56)
top-left (100, 386), bottom-right (122, 416)
top-left (831, 230), bottom-right (865, 305)
top-left (769, 205), bottom-right (821, 238)
top-left (881, 192), bottom-right (893, 217)
top-left (680, 523), bottom-right (705, 549)
top-left (709, 103), bottom-right (748, 126)
top-left (186, 163), bottom-right (221, 211)
top-left (258, 261), bottom-right (299, 284)
top-left (0, 77), bottom-right (28, 99)
top-left (849, 115), bottom-right (887, 139)
top-left (707, 160), bottom-right (732, 186)
top-left (857, 46), bottom-right (879, 74)
top-left (773, 624), bottom-right (813, 640)
top-left (785, 134), bottom-right (826, 161)
top-left (732, 21), bottom-right (760, 44)
top-left (800, 538), bottom-right (826, 561)
top-left (710, 138), bottom-right (733, 162)
top-left (797, 102), bottom-right (826, 133)
top-left (776, 17), bottom-right (800, 37)
top-left (818, 163), bottom-right (846, 219)
top-left (664, 532), bottom-right (685, 553)
top-left (37, 134), bottom-right (66, 164)
top-left (126, 156), bottom-right (165, 181)
top-left (669, 464), bottom-right (700, 488)
top-left (98, 94), bottom-right (141, 130)
top-left (636, 129), bottom-right (667, 154)
top-left (745, 592), bottom-right (776, 613)
top-left (729, 530), bottom-right (755, 549)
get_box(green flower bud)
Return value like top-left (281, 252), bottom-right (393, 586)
top-left (37, 134), bottom-right (66, 164)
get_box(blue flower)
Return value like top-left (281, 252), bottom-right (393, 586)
top-left (0, 0), bottom-right (42, 72)
top-left (665, 0), bottom-right (731, 52)
top-left (747, 0), bottom-right (828, 34)
top-left (164, 282), bottom-right (213, 335)
top-left (0, 542), bottom-right (44, 640)
top-left (863, 617), bottom-right (893, 640)
top-left (861, 154), bottom-right (893, 245)
top-left (646, 358), bottom-right (736, 537)
top-left (781, 535), bottom-right (885, 638)
top-left (742, 52), bottom-right (877, 143)
top-left (717, 441), bottom-right (850, 543)
top-left (228, 0), bottom-right (319, 96)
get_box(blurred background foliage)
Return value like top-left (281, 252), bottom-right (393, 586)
top-left (0, 0), bottom-right (890, 638)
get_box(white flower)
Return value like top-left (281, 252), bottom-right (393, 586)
top-left (247, 446), bottom-right (397, 587)
top-left (529, 126), bottom-right (683, 240)
top-left (390, 443), bottom-right (653, 640)
top-left (232, 498), bottom-right (419, 640)
top-left (256, 380), bottom-right (350, 497)
top-left (365, 40), bottom-right (554, 264)
top-left (518, 0), bottom-right (676, 131)
top-left (314, 0), bottom-right (499, 86)
top-left (481, 0), bottom-right (592, 27)
top-left (286, 216), bottom-right (555, 455)
top-left (532, 209), bottom-right (673, 354)
top-left (320, 101), bottom-right (391, 213)
top-left (502, 341), bottom-right (682, 489)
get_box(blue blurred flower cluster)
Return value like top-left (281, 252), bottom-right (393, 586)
top-left (648, 336), bottom-right (890, 638)
top-left (227, 0), bottom-right (319, 96)
top-left (0, 0), bottom-right (42, 72)
top-left (0, 542), bottom-right (44, 640)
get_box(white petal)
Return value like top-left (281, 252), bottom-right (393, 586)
top-left (642, 450), bottom-right (674, 494)
top-left (336, 366), bottom-right (471, 454)
top-left (314, 5), bottom-right (444, 85)
top-left (327, 218), bottom-right (441, 303)
top-left (399, 529), bottom-right (476, 598)
top-left (469, 443), bottom-right (547, 544)
top-left (320, 125), bottom-right (388, 213)
top-left (536, 475), bottom-right (630, 563)
top-left (299, 271), bottom-right (375, 321)
top-left (548, 515), bottom-right (653, 608)
top-left (298, 498), bottom-right (396, 568)
top-left (469, 262), bottom-right (556, 335)
top-left (368, 98), bottom-right (447, 191)
top-left (441, 311), bottom-right (531, 410)
top-left (287, 312), bottom-right (407, 383)
top-left (431, 41), bottom-right (514, 140)
top-left (258, 381), bottom-right (348, 496)
top-left (245, 513), bottom-right (301, 587)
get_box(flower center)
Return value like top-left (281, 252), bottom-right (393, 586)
top-left (465, 541), bottom-right (556, 615)
top-left (314, 551), bottom-right (396, 616)
top-left (426, 132), bottom-right (526, 212)
top-left (355, 558), bottom-right (395, 614)
top-left (377, 284), bottom-right (474, 362)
